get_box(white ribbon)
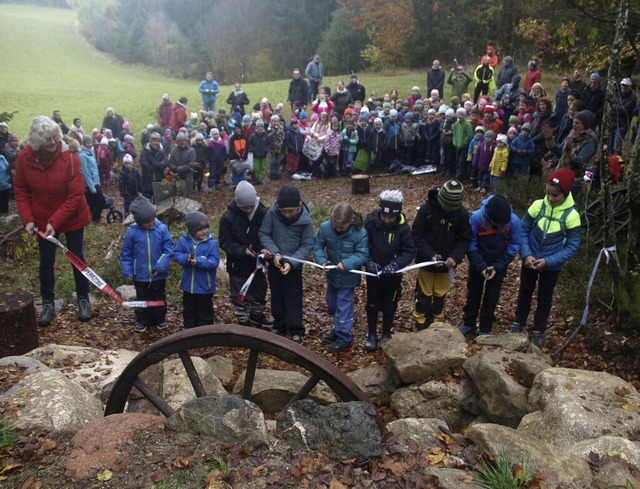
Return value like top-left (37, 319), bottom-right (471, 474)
top-left (580, 245), bottom-right (616, 326)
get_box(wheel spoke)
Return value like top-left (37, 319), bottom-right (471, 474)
top-left (179, 351), bottom-right (207, 398)
top-left (280, 374), bottom-right (321, 415)
top-left (132, 377), bottom-right (175, 417)
top-left (242, 349), bottom-right (259, 400)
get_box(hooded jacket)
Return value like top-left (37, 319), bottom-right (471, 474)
top-left (313, 221), bottom-right (368, 288)
top-left (364, 210), bottom-right (416, 269)
top-left (139, 143), bottom-right (168, 192)
top-left (173, 231), bottom-right (220, 294)
top-left (219, 199), bottom-right (267, 277)
top-left (119, 220), bottom-right (173, 282)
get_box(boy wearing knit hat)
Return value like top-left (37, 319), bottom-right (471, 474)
top-left (119, 197), bottom-right (173, 332)
top-left (510, 168), bottom-right (581, 348)
top-left (174, 212), bottom-right (220, 329)
top-left (363, 190), bottom-right (416, 350)
top-left (459, 195), bottom-right (521, 336)
top-left (119, 153), bottom-right (142, 215)
top-left (259, 185), bottom-right (314, 343)
top-left (218, 181), bottom-right (273, 327)
top-left (412, 181), bottom-right (471, 329)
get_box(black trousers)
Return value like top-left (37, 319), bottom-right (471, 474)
top-left (183, 291), bottom-right (214, 328)
top-left (134, 279), bottom-right (167, 327)
top-left (268, 266), bottom-right (304, 336)
top-left (38, 228), bottom-right (89, 301)
top-left (514, 265), bottom-right (561, 333)
top-left (462, 269), bottom-right (506, 333)
top-left (366, 275), bottom-right (402, 315)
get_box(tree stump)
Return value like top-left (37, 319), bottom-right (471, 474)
top-left (0, 291), bottom-right (39, 358)
top-left (351, 174), bottom-right (370, 194)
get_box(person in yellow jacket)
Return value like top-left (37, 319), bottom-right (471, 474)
top-left (474, 57), bottom-right (494, 103)
top-left (489, 134), bottom-right (510, 190)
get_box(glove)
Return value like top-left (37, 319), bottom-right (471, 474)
top-left (365, 259), bottom-right (380, 274)
top-left (380, 261), bottom-right (400, 276)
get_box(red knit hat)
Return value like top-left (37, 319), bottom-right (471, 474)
top-left (546, 168), bottom-right (575, 196)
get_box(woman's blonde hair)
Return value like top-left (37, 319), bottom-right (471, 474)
top-left (26, 116), bottom-right (62, 151)
top-left (331, 202), bottom-right (363, 229)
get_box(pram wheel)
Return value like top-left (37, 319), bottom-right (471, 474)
top-left (106, 209), bottom-right (124, 224)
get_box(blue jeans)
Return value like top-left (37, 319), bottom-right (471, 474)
top-left (490, 175), bottom-right (502, 190)
top-left (610, 126), bottom-right (628, 155)
top-left (326, 284), bottom-right (355, 343)
top-left (478, 170), bottom-right (490, 189)
top-left (343, 151), bottom-right (355, 170)
top-left (38, 228), bottom-right (89, 301)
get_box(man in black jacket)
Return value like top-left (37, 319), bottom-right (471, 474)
top-left (426, 60), bottom-right (445, 99)
top-left (346, 74), bottom-right (366, 103)
top-left (287, 68), bottom-right (310, 112)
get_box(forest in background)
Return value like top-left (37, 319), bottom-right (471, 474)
top-left (8, 0), bottom-right (640, 83)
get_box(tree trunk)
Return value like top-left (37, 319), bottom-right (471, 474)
top-left (0, 291), bottom-right (39, 358)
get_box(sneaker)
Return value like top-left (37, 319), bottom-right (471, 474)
top-left (156, 322), bottom-right (168, 330)
top-left (38, 301), bottom-right (55, 327)
top-left (323, 330), bottom-right (338, 344)
top-left (250, 315), bottom-right (275, 328)
top-left (272, 328), bottom-right (286, 337)
top-left (134, 323), bottom-right (147, 333)
top-left (291, 334), bottom-right (304, 345)
top-left (327, 338), bottom-right (351, 354)
top-left (77, 296), bottom-right (92, 322)
top-left (531, 332), bottom-right (544, 349)
top-left (509, 322), bottom-right (524, 333)
top-left (459, 325), bottom-right (476, 336)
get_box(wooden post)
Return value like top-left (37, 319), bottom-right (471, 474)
top-left (351, 174), bottom-right (370, 194)
top-left (0, 291), bottom-right (39, 358)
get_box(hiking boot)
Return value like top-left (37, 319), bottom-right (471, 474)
top-left (77, 296), bottom-right (92, 322)
top-left (509, 322), bottom-right (524, 333)
top-left (365, 333), bottom-right (378, 352)
top-left (250, 314), bottom-right (274, 328)
top-left (459, 325), bottom-right (476, 336)
top-left (327, 338), bottom-right (351, 354)
top-left (291, 334), bottom-right (304, 345)
top-left (156, 322), bottom-right (168, 330)
top-left (323, 330), bottom-right (337, 344)
top-left (38, 301), bottom-right (55, 327)
top-left (530, 332), bottom-right (544, 349)
top-left (380, 332), bottom-right (392, 344)
top-left (134, 323), bottom-right (147, 333)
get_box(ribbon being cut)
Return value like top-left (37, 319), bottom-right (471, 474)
top-left (36, 230), bottom-right (165, 308)
top-left (282, 255), bottom-right (445, 277)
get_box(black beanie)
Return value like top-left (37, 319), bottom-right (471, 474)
top-left (486, 195), bottom-right (511, 225)
top-left (277, 185), bottom-right (301, 209)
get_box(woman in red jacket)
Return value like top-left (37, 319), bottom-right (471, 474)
top-left (14, 116), bottom-right (92, 327)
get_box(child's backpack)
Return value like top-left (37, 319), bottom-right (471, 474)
top-left (533, 201), bottom-right (574, 245)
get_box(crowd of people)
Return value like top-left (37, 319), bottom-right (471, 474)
top-left (1, 51), bottom-right (637, 350)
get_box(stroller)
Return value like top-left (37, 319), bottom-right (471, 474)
top-left (103, 194), bottom-right (124, 224)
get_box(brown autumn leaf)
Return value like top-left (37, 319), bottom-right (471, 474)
top-left (329, 478), bottom-right (348, 489)
top-left (172, 457), bottom-right (192, 469)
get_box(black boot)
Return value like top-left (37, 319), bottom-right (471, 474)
top-left (365, 312), bottom-right (378, 352)
top-left (381, 313), bottom-right (393, 343)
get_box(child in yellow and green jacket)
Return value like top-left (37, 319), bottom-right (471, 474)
top-left (489, 134), bottom-right (510, 190)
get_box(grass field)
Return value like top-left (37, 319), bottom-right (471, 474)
top-left (0, 3), bottom-right (565, 139)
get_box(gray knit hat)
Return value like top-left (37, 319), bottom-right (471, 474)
top-left (130, 196), bottom-right (156, 224)
top-left (185, 211), bottom-right (209, 235)
top-left (437, 180), bottom-right (464, 212)
top-left (235, 181), bottom-right (257, 207)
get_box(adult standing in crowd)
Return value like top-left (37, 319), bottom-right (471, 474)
top-left (287, 68), bottom-right (310, 112)
top-left (305, 54), bottom-right (324, 103)
top-left (330, 80), bottom-right (353, 120)
top-left (610, 78), bottom-right (637, 155)
top-left (474, 57), bottom-right (494, 102)
top-left (582, 73), bottom-right (605, 128)
top-left (78, 135), bottom-right (104, 223)
top-left (570, 69), bottom-right (587, 94)
top-left (102, 107), bottom-right (122, 140)
top-left (346, 73), bottom-right (366, 103)
top-left (523, 60), bottom-right (542, 94)
top-left (448, 65), bottom-right (474, 100)
top-left (427, 60), bottom-right (445, 99)
top-left (157, 94), bottom-right (173, 129)
top-left (199, 71), bottom-right (220, 113)
top-left (52, 109), bottom-right (69, 135)
top-left (139, 132), bottom-right (168, 201)
top-left (226, 82), bottom-right (250, 116)
top-left (170, 132), bottom-right (196, 196)
top-left (170, 97), bottom-right (188, 135)
top-left (496, 56), bottom-right (518, 88)
top-left (14, 116), bottom-right (92, 326)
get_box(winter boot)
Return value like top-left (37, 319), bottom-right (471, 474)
top-left (38, 300), bottom-right (55, 327)
top-left (365, 312), bottom-right (378, 352)
top-left (380, 313), bottom-right (393, 343)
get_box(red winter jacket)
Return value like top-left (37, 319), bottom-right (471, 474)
top-left (170, 103), bottom-right (187, 134)
top-left (14, 143), bottom-right (91, 233)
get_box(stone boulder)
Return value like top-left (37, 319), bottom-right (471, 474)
top-left (386, 418), bottom-right (450, 451)
top-left (278, 399), bottom-right (383, 461)
top-left (232, 369), bottom-right (336, 412)
top-left (421, 468), bottom-right (482, 488)
top-left (568, 435), bottom-right (640, 468)
top-left (474, 333), bottom-right (530, 352)
top-left (115, 285), bottom-right (136, 301)
top-left (463, 348), bottom-right (552, 428)
top-left (466, 423), bottom-right (592, 488)
top-left (347, 364), bottom-right (399, 401)
top-left (519, 367), bottom-right (640, 445)
top-left (166, 395), bottom-right (270, 448)
top-left (382, 323), bottom-right (468, 384)
top-left (0, 355), bottom-right (51, 374)
top-left (0, 370), bottom-right (103, 433)
top-left (390, 380), bottom-right (475, 428)
top-left (205, 355), bottom-right (234, 388)
top-left (163, 356), bottom-right (227, 410)
top-left (65, 413), bottom-right (164, 479)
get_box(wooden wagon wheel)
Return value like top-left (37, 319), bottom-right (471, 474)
top-left (105, 324), bottom-right (370, 418)
top-left (581, 187), bottom-right (629, 245)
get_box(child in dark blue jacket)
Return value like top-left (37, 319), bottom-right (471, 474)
top-left (459, 195), bottom-right (522, 336)
top-left (119, 196), bottom-right (173, 332)
top-left (174, 212), bottom-right (220, 329)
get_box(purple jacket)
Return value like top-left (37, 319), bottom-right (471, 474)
top-left (472, 139), bottom-right (496, 171)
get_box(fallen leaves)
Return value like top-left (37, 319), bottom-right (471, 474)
top-left (96, 469), bottom-right (112, 481)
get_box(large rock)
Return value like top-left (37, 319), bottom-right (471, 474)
top-left (347, 364), bottom-right (399, 401)
top-left (0, 370), bottom-right (103, 433)
top-left (474, 333), bottom-right (530, 352)
top-left (205, 355), bottom-right (234, 387)
top-left (382, 323), bottom-right (468, 384)
top-left (568, 435), bottom-right (640, 467)
top-left (115, 285), bottom-right (136, 301)
top-left (390, 380), bottom-right (475, 428)
top-left (278, 399), bottom-right (383, 461)
top-left (386, 418), bottom-right (449, 451)
top-left (463, 348), bottom-right (552, 428)
top-left (166, 395), bottom-right (269, 448)
top-left (65, 413), bottom-right (164, 479)
top-left (466, 423), bottom-right (592, 488)
top-left (519, 367), bottom-right (640, 445)
top-left (232, 369), bottom-right (336, 412)
top-left (163, 356), bottom-right (227, 410)
top-left (0, 355), bottom-right (51, 374)
top-left (421, 468), bottom-right (483, 488)
top-left (26, 344), bottom-right (141, 396)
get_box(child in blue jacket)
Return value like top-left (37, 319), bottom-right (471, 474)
top-left (119, 196), bottom-right (173, 332)
top-left (174, 211), bottom-right (220, 329)
top-left (459, 195), bottom-right (521, 336)
top-left (313, 202), bottom-right (368, 354)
